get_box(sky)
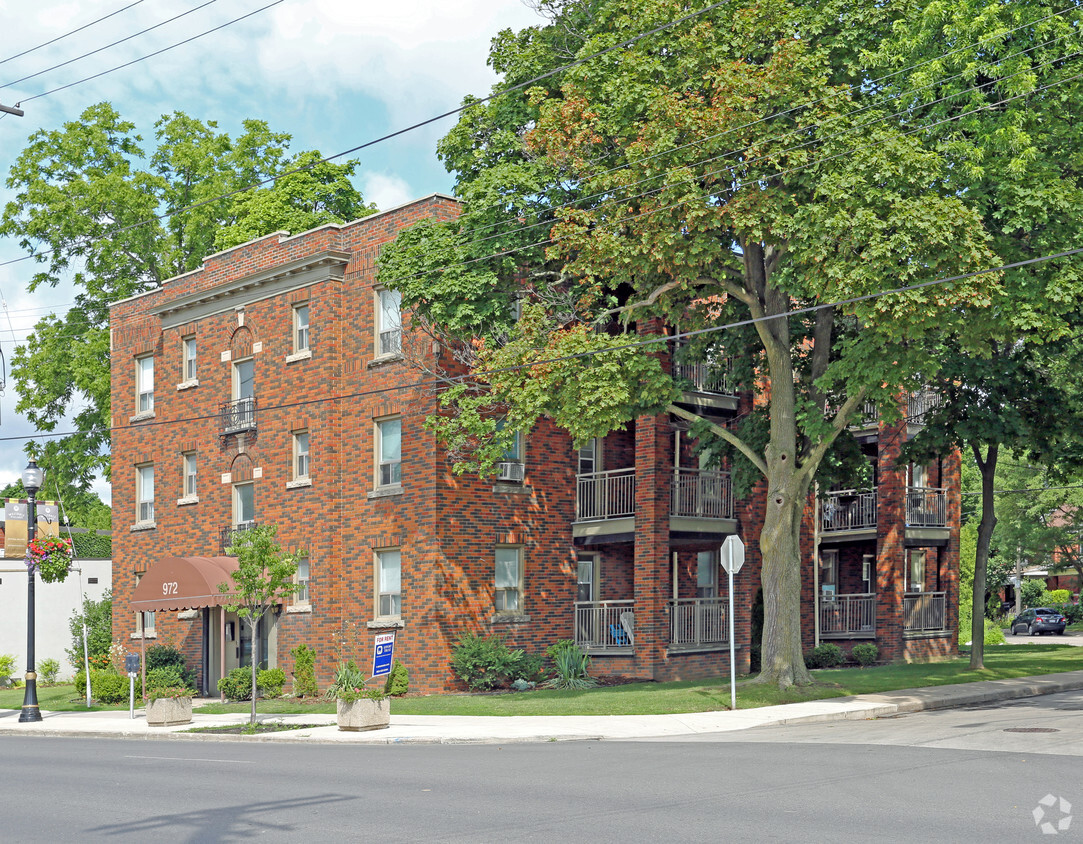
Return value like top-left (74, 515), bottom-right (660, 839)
top-left (0, 0), bottom-right (546, 504)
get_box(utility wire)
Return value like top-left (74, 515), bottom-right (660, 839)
top-left (0, 0), bottom-right (147, 67)
top-left (13, 0), bottom-right (284, 104)
top-left (962, 485), bottom-right (1083, 495)
top-left (3, 244), bottom-right (1081, 443)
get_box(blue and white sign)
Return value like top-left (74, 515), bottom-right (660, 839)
top-left (372, 632), bottom-right (396, 677)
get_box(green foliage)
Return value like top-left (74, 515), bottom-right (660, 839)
top-left (383, 660), bottom-right (409, 697)
top-left (325, 660), bottom-right (384, 702)
top-left (0, 653), bottom-right (16, 680)
top-left (290, 644), bottom-right (318, 697)
top-left (1050, 603), bottom-right (1083, 625)
top-left (66, 590), bottom-right (112, 669)
top-left (0, 482), bottom-right (111, 531)
top-left (850, 644), bottom-right (879, 667)
top-left (75, 668), bottom-right (133, 704)
top-left (70, 532), bottom-right (112, 558)
top-left (217, 667), bottom-right (254, 701)
top-left (145, 644), bottom-right (197, 689)
top-left (1020, 579), bottom-right (1046, 608)
top-left (0, 103), bottom-right (374, 486)
top-left (257, 668), bottom-right (286, 698)
top-left (449, 633), bottom-right (526, 691)
top-left (984, 619), bottom-right (1006, 647)
top-left (542, 644), bottom-right (597, 690)
top-left (804, 644), bottom-right (845, 669)
top-left (1048, 590), bottom-right (1071, 605)
top-left (37, 658), bottom-right (61, 685)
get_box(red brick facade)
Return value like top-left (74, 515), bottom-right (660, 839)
top-left (109, 195), bottom-right (959, 695)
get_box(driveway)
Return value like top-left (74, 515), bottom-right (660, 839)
top-left (1000, 628), bottom-right (1083, 646)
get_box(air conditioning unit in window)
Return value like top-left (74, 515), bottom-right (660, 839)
top-left (497, 461), bottom-right (525, 483)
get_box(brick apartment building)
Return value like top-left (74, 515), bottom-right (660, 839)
top-left (109, 193), bottom-right (960, 695)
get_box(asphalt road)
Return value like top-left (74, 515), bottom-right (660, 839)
top-left (2, 694), bottom-right (1080, 843)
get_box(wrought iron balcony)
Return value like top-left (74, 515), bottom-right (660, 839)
top-left (219, 397), bottom-right (257, 435)
top-left (220, 521), bottom-right (259, 553)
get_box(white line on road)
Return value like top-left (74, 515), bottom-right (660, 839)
top-left (124, 755), bottom-right (254, 764)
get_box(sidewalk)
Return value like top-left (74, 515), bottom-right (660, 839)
top-left (2, 671), bottom-right (1081, 745)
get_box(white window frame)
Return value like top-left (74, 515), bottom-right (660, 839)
top-left (821, 549), bottom-right (839, 597)
top-left (232, 357), bottom-right (255, 402)
top-left (294, 557), bottom-right (310, 607)
top-left (134, 573), bottom-right (156, 637)
top-left (182, 451), bottom-right (197, 500)
top-left (495, 546), bottom-right (524, 614)
top-left (376, 549), bottom-right (401, 618)
top-left (375, 417), bottom-right (401, 488)
top-left (292, 430), bottom-right (310, 481)
top-left (233, 481), bottom-right (255, 528)
top-left (376, 287), bottom-right (402, 357)
top-left (906, 549), bottom-right (927, 593)
top-left (136, 464), bottom-right (155, 524)
top-left (136, 355), bottom-right (154, 414)
top-left (696, 549), bottom-right (719, 598)
top-left (293, 303), bottom-right (310, 353)
top-left (182, 336), bottom-right (197, 382)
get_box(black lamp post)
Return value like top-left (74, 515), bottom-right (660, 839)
top-left (19, 459), bottom-right (44, 723)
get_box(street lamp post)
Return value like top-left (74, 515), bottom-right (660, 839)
top-left (19, 459), bottom-right (44, 723)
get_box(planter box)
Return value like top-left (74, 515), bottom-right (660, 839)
top-left (337, 698), bottom-right (390, 731)
top-left (146, 696), bottom-right (193, 726)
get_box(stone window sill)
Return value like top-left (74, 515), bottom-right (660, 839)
top-left (286, 349), bottom-right (312, 363)
top-left (286, 604), bottom-right (312, 614)
top-left (490, 614), bottom-right (531, 624)
top-left (367, 618), bottom-right (405, 629)
top-left (367, 353), bottom-right (404, 369)
top-left (286, 478), bottom-right (313, 489)
top-left (177, 610), bottom-right (199, 620)
top-left (492, 483), bottom-right (531, 495)
top-left (367, 485), bottom-right (403, 499)
top-left (177, 496), bottom-right (199, 506)
top-left (129, 410), bottom-right (155, 424)
top-left (130, 521), bottom-right (157, 532)
top-left (176, 379), bottom-right (199, 391)
top-left (130, 632), bottom-right (157, 639)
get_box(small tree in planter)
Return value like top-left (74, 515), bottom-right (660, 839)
top-left (145, 667), bottom-right (196, 726)
top-left (219, 524), bottom-right (301, 725)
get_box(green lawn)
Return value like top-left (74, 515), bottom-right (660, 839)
top-left (7, 645), bottom-right (1080, 718)
top-left (0, 684), bottom-right (130, 713)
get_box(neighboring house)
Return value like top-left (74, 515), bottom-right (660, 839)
top-left (108, 194), bottom-right (960, 695)
top-left (0, 525), bottom-right (112, 682)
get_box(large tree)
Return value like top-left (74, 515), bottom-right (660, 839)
top-left (381, 0), bottom-right (999, 687)
top-left (1, 103), bottom-right (375, 487)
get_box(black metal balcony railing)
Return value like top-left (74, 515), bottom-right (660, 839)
top-left (219, 397), bottom-right (257, 435)
top-left (220, 521), bottom-right (258, 553)
top-left (821, 489), bottom-right (877, 532)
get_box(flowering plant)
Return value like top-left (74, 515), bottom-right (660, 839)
top-left (325, 659), bottom-right (386, 702)
top-left (144, 685), bottom-right (195, 703)
top-left (25, 535), bottom-right (74, 583)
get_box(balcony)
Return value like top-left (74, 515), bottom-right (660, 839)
top-left (220, 521), bottom-right (258, 553)
top-left (219, 397), bottom-right (257, 436)
top-left (821, 489), bottom-right (876, 535)
top-left (906, 487), bottom-right (946, 527)
top-left (907, 389), bottom-right (941, 425)
top-left (668, 597), bottom-right (728, 649)
top-left (903, 591), bottom-right (948, 635)
top-left (819, 593), bottom-right (876, 639)
top-left (573, 467), bottom-right (736, 544)
top-left (574, 600), bottom-right (634, 653)
top-left (673, 355), bottom-right (738, 415)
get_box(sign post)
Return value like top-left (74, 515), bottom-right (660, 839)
top-left (372, 632), bottom-right (395, 679)
top-left (125, 654), bottom-right (140, 719)
top-left (720, 535), bottom-right (745, 712)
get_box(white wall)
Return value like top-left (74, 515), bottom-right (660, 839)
top-left (0, 560), bottom-right (112, 681)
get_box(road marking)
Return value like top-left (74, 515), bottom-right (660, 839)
top-left (124, 755), bottom-right (254, 764)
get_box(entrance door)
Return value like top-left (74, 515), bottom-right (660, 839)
top-left (576, 553), bottom-right (598, 646)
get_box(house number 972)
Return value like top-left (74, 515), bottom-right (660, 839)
top-left (163, 581), bottom-right (179, 595)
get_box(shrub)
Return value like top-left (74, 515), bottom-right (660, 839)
top-left (984, 619), bottom-right (1006, 646)
top-left (66, 591), bottom-right (112, 669)
top-left (850, 643), bottom-right (879, 667)
top-left (37, 658), bottom-right (61, 685)
top-left (511, 652), bottom-right (548, 684)
top-left (0, 653), bottom-right (16, 682)
top-left (1050, 603), bottom-right (1083, 624)
top-left (383, 660), bottom-right (409, 696)
top-left (543, 644), bottom-right (597, 690)
top-left (146, 666), bottom-right (184, 689)
top-left (1048, 589), bottom-right (1071, 604)
top-left (450, 633), bottom-right (523, 691)
top-left (804, 643), bottom-right (844, 669)
top-left (984, 596), bottom-right (1001, 619)
top-left (290, 644), bottom-right (318, 697)
top-left (1020, 578), bottom-right (1045, 607)
top-left (145, 644), bottom-right (197, 688)
top-left (75, 668), bottom-right (134, 704)
top-left (257, 667), bottom-right (286, 697)
top-left (217, 667), bottom-right (254, 701)
top-left (325, 660), bottom-right (383, 701)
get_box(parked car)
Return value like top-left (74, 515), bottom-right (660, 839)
top-left (1009, 608), bottom-right (1067, 636)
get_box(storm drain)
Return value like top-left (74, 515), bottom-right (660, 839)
top-left (1003, 727), bottom-right (1060, 733)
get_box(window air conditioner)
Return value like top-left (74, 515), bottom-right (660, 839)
top-left (497, 461), bottom-right (525, 483)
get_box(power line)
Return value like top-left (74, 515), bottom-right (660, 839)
top-left (962, 485), bottom-right (1083, 496)
top-left (0, 0), bottom-right (147, 67)
top-left (3, 244), bottom-right (1080, 443)
top-left (14, 0), bottom-right (284, 105)
top-left (1, 0), bottom-right (220, 90)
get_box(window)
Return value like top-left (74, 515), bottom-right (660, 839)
top-left (136, 464), bottom-right (154, 523)
top-left (182, 452), bottom-right (197, 498)
top-left (136, 355), bottom-right (154, 413)
top-left (376, 418), bottom-right (401, 487)
top-left (233, 482), bottom-right (255, 527)
top-left (376, 549), bottom-right (401, 617)
top-left (133, 573), bottom-right (155, 636)
top-left (495, 547), bottom-right (523, 613)
top-left (233, 358), bottom-right (255, 402)
top-left (293, 303), bottom-right (310, 353)
top-left (377, 288), bottom-right (402, 356)
top-left (293, 431), bottom-right (310, 480)
top-left (295, 557), bottom-right (310, 605)
top-left (182, 336), bottom-right (197, 381)
top-left (906, 550), bottom-right (926, 593)
top-left (496, 420), bottom-right (524, 482)
top-left (696, 550), bottom-right (718, 598)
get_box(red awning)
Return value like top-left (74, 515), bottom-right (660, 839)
top-left (131, 556), bottom-right (240, 612)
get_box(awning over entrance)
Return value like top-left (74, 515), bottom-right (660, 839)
top-left (131, 556), bottom-right (240, 612)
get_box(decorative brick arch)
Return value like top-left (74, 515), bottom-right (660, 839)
top-left (229, 451), bottom-right (256, 482)
top-left (230, 323), bottom-right (256, 359)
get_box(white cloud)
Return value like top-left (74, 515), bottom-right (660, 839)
top-left (362, 172), bottom-right (416, 210)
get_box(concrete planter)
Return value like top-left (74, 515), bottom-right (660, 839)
top-left (146, 696), bottom-right (193, 726)
top-left (336, 697), bottom-right (390, 731)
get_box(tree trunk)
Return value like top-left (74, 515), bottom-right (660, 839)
top-left (249, 615), bottom-right (259, 725)
top-left (971, 444), bottom-right (998, 670)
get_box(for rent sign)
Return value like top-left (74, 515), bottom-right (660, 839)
top-left (372, 632), bottom-right (395, 677)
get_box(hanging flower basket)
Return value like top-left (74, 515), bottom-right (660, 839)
top-left (25, 535), bottom-right (74, 583)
